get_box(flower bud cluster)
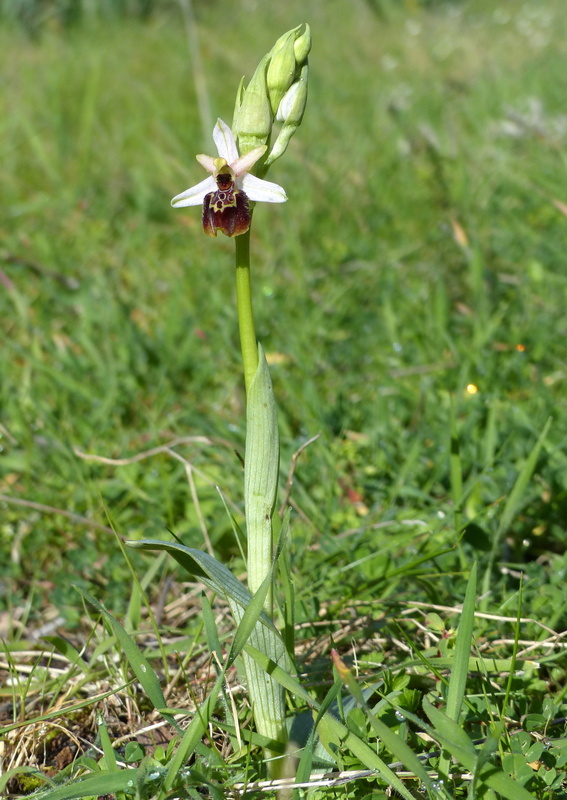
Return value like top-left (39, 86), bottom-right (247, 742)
top-left (233, 23), bottom-right (310, 171)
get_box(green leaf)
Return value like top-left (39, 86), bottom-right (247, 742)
top-left (128, 540), bottom-right (263, 622)
top-left (424, 700), bottom-right (477, 758)
top-left (124, 741), bottom-right (146, 762)
top-left (229, 567), bottom-right (274, 666)
top-left (311, 679), bottom-right (343, 766)
top-left (314, 708), bottom-right (419, 800)
top-left (277, 507), bottom-right (295, 658)
top-left (127, 540), bottom-right (291, 671)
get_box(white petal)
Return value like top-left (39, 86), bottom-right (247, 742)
top-left (213, 119), bottom-right (239, 164)
top-left (196, 153), bottom-right (216, 173)
top-left (171, 176), bottom-right (216, 207)
top-left (232, 145), bottom-right (267, 177)
top-left (240, 173), bottom-right (288, 203)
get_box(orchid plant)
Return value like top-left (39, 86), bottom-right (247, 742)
top-left (130, 24), bottom-right (310, 778)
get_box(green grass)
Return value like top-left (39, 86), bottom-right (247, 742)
top-left (1, 0), bottom-right (567, 797)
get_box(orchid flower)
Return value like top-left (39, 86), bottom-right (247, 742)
top-left (171, 119), bottom-right (287, 237)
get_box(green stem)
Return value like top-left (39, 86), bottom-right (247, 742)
top-left (235, 228), bottom-right (285, 777)
top-left (235, 230), bottom-right (258, 395)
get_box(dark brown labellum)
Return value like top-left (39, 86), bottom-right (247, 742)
top-left (202, 185), bottom-right (251, 238)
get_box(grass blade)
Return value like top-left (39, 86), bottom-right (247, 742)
top-left (244, 645), bottom-right (421, 800)
top-left (18, 769), bottom-right (143, 800)
top-left (484, 417), bottom-right (552, 600)
top-left (73, 586), bottom-right (180, 732)
top-left (331, 650), bottom-right (437, 794)
top-left (423, 700), bottom-right (535, 800)
top-left (159, 671), bottom-right (225, 798)
top-left (438, 561), bottom-right (477, 779)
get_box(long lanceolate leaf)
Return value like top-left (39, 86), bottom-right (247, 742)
top-left (445, 565), bottom-right (477, 717)
top-left (128, 541), bottom-right (291, 674)
top-left (129, 540), bottom-right (292, 757)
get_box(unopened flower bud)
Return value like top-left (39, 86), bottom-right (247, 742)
top-left (233, 55), bottom-right (273, 156)
top-left (276, 68), bottom-right (308, 124)
top-left (293, 23), bottom-right (311, 66)
top-left (266, 29), bottom-right (297, 115)
top-left (265, 63), bottom-right (309, 168)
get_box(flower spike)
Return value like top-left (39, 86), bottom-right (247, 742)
top-left (233, 23), bottom-right (311, 168)
top-left (171, 119), bottom-right (287, 237)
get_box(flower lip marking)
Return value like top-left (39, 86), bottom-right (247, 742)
top-left (171, 119), bottom-right (287, 237)
top-left (203, 175), bottom-right (250, 239)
